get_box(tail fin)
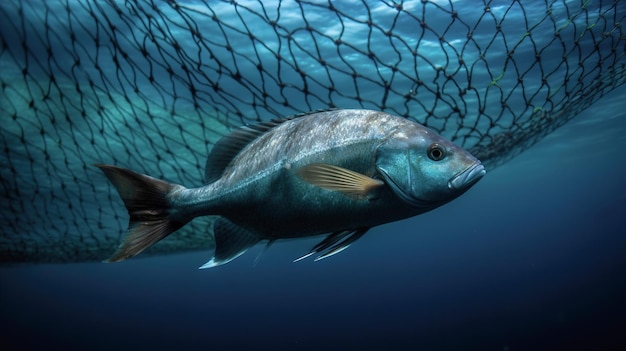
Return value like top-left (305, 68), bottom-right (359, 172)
top-left (95, 164), bottom-right (188, 262)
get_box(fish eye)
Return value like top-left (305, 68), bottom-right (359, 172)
top-left (427, 143), bottom-right (446, 161)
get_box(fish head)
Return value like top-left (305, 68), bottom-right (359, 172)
top-left (375, 123), bottom-right (485, 209)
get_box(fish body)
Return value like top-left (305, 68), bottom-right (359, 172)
top-left (97, 109), bottom-right (485, 268)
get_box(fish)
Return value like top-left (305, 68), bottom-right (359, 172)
top-left (96, 109), bottom-right (485, 268)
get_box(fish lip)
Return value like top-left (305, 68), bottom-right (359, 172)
top-left (448, 162), bottom-right (486, 190)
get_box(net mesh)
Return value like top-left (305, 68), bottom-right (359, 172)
top-left (1, 0), bottom-right (625, 263)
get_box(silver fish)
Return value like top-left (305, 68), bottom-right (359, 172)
top-left (96, 109), bottom-right (485, 268)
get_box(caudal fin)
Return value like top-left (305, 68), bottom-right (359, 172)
top-left (95, 164), bottom-right (188, 262)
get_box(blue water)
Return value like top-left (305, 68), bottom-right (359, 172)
top-left (2, 1), bottom-right (626, 350)
top-left (1, 86), bottom-right (624, 350)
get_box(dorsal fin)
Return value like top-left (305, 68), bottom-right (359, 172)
top-left (204, 118), bottom-right (288, 183)
top-left (204, 108), bottom-right (340, 183)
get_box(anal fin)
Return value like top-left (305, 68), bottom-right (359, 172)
top-left (199, 217), bottom-right (261, 269)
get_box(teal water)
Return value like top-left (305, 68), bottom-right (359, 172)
top-left (1, 1), bottom-right (625, 350)
top-left (1, 87), bottom-right (624, 350)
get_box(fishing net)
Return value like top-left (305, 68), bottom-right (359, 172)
top-left (1, 0), bottom-right (625, 263)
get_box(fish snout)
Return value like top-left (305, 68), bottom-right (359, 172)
top-left (448, 162), bottom-right (486, 191)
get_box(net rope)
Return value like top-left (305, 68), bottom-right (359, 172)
top-left (1, 0), bottom-right (624, 262)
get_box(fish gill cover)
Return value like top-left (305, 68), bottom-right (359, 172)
top-left (0, 0), bottom-right (624, 263)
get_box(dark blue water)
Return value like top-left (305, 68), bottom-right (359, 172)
top-left (1, 88), bottom-right (624, 350)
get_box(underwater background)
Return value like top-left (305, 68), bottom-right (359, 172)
top-left (1, 1), bottom-right (625, 350)
top-left (3, 86), bottom-right (626, 351)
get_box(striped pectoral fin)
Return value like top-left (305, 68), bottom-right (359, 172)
top-left (296, 163), bottom-right (384, 197)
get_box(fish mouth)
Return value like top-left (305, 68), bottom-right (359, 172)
top-left (448, 162), bottom-right (486, 191)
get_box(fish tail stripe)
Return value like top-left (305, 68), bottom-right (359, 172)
top-left (95, 164), bottom-right (187, 262)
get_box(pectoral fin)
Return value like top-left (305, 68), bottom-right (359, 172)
top-left (296, 163), bottom-right (383, 197)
